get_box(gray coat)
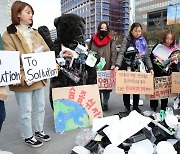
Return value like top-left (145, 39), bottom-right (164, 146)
top-left (116, 35), bottom-right (153, 71)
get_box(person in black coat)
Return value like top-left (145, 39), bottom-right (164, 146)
top-left (150, 30), bottom-right (179, 111)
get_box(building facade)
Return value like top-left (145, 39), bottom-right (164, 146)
top-left (61, 0), bottom-right (129, 39)
top-left (0, 0), bottom-right (15, 34)
top-left (135, 0), bottom-right (180, 31)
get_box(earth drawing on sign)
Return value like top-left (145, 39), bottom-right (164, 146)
top-left (54, 98), bottom-right (90, 133)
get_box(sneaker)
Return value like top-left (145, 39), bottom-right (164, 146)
top-left (35, 131), bottom-right (51, 142)
top-left (25, 136), bottom-right (43, 148)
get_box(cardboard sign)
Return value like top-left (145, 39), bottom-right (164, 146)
top-left (171, 72), bottom-right (180, 93)
top-left (146, 76), bottom-right (177, 100)
top-left (0, 51), bottom-right (20, 86)
top-left (52, 84), bottom-right (103, 133)
top-left (21, 51), bottom-right (58, 82)
top-left (97, 70), bottom-right (115, 90)
top-left (116, 71), bottom-right (154, 94)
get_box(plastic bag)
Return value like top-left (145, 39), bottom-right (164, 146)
top-left (173, 95), bottom-right (180, 110)
top-left (96, 57), bottom-right (106, 71)
top-left (75, 128), bottom-right (95, 146)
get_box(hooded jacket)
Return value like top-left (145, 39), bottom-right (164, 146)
top-left (2, 24), bottom-right (50, 92)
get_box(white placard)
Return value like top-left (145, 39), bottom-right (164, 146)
top-left (22, 51), bottom-right (58, 82)
top-left (0, 51), bottom-right (20, 86)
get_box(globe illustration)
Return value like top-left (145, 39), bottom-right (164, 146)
top-left (54, 98), bottom-right (90, 133)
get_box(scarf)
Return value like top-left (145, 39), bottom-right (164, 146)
top-left (92, 33), bottom-right (112, 47)
top-left (135, 36), bottom-right (147, 55)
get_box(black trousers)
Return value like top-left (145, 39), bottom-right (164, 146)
top-left (150, 98), bottom-right (168, 110)
top-left (123, 94), bottom-right (140, 108)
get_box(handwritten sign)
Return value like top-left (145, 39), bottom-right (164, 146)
top-left (0, 51), bottom-right (20, 86)
top-left (52, 84), bottom-right (103, 133)
top-left (171, 72), bottom-right (180, 93)
top-left (116, 71), bottom-right (154, 94)
top-left (21, 51), bottom-right (58, 82)
top-left (146, 76), bottom-right (177, 100)
top-left (97, 70), bottom-right (115, 90)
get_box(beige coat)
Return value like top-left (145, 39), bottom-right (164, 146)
top-left (2, 24), bottom-right (50, 92)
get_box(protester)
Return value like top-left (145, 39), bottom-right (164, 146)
top-left (2, 1), bottom-right (51, 147)
top-left (0, 34), bottom-right (6, 132)
top-left (115, 22), bottom-right (154, 113)
top-left (150, 30), bottom-right (179, 111)
top-left (89, 21), bottom-right (117, 111)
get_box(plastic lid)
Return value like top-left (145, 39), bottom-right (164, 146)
top-left (128, 139), bottom-right (153, 154)
top-left (165, 114), bottom-right (178, 128)
top-left (104, 144), bottom-right (125, 154)
top-left (156, 141), bottom-right (177, 154)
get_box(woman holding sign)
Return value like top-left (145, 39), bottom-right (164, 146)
top-left (150, 30), bottom-right (179, 112)
top-left (2, 1), bottom-right (51, 147)
top-left (115, 23), bottom-right (154, 113)
top-left (89, 21), bottom-right (117, 111)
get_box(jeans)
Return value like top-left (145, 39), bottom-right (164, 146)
top-left (15, 88), bottom-right (45, 139)
top-left (0, 100), bottom-right (6, 131)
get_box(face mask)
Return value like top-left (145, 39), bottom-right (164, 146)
top-left (99, 30), bottom-right (108, 38)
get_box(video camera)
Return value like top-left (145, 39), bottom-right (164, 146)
top-left (123, 47), bottom-right (141, 71)
top-left (56, 44), bottom-right (90, 83)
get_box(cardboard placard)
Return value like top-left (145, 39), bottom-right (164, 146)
top-left (0, 86), bottom-right (8, 101)
top-left (116, 71), bottom-right (154, 94)
top-left (0, 51), bottom-right (20, 86)
top-left (52, 84), bottom-right (103, 133)
top-left (21, 51), bottom-right (58, 82)
top-left (146, 76), bottom-right (177, 100)
top-left (171, 72), bottom-right (180, 93)
top-left (97, 70), bottom-right (116, 90)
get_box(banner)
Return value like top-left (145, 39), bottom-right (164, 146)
top-left (146, 76), bottom-right (177, 100)
top-left (116, 71), bottom-right (154, 94)
top-left (0, 51), bottom-right (20, 86)
top-left (97, 70), bottom-right (115, 90)
top-left (21, 51), bottom-right (58, 82)
top-left (171, 72), bottom-right (180, 93)
top-left (52, 84), bottom-right (103, 133)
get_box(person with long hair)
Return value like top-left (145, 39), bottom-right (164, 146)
top-left (2, 1), bottom-right (51, 147)
top-left (150, 30), bottom-right (179, 111)
top-left (89, 21), bottom-right (117, 111)
top-left (115, 22), bottom-right (154, 113)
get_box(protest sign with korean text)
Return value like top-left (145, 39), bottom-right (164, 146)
top-left (97, 70), bottom-right (115, 90)
top-left (146, 76), bottom-right (177, 100)
top-left (21, 51), bottom-right (58, 82)
top-left (52, 84), bottom-right (103, 133)
top-left (171, 72), bottom-right (180, 93)
top-left (0, 51), bottom-right (20, 86)
top-left (116, 71), bottom-right (154, 94)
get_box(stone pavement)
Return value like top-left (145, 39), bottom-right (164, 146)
top-left (0, 84), bottom-right (178, 154)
